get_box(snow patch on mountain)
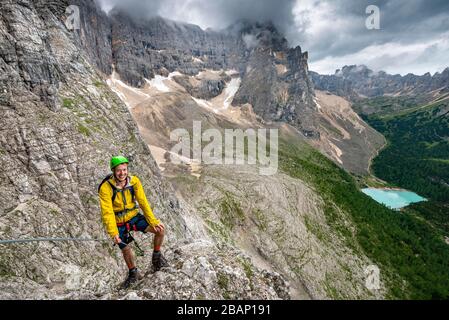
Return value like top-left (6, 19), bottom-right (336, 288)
top-left (223, 78), bottom-right (241, 109)
top-left (107, 70), bottom-right (150, 108)
top-left (145, 71), bottom-right (183, 92)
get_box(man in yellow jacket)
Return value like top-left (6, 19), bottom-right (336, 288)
top-left (99, 156), bottom-right (168, 288)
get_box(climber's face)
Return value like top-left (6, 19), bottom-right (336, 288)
top-left (114, 163), bottom-right (128, 182)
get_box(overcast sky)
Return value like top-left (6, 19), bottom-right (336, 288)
top-left (97, 0), bottom-right (449, 76)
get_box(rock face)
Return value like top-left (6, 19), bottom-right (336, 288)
top-left (108, 12), bottom-right (245, 87)
top-left (87, 12), bottom-right (318, 138)
top-left (121, 241), bottom-right (291, 300)
top-left (172, 74), bottom-right (227, 100)
top-left (74, 0), bottom-right (113, 76)
top-left (311, 65), bottom-right (449, 100)
top-left (0, 240), bottom-right (290, 300)
top-left (168, 163), bottom-right (386, 299)
top-left (232, 25), bottom-right (318, 137)
top-left (0, 0), bottom-right (290, 299)
top-left (310, 91), bottom-right (385, 174)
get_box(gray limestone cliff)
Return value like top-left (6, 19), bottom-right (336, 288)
top-left (77, 9), bottom-right (319, 139)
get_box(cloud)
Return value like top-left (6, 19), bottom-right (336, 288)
top-left (96, 0), bottom-right (449, 75)
top-left (242, 34), bottom-right (260, 49)
top-left (309, 32), bottom-right (449, 75)
top-left (292, 0), bottom-right (449, 75)
top-left (96, 0), bottom-right (296, 34)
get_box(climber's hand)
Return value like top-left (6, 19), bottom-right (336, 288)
top-left (113, 235), bottom-right (122, 245)
top-left (153, 223), bottom-right (165, 233)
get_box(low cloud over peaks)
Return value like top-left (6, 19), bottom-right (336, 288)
top-left (97, 0), bottom-right (449, 76)
top-left (97, 0), bottom-right (296, 34)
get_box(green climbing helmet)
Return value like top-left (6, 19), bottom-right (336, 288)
top-left (110, 156), bottom-right (129, 170)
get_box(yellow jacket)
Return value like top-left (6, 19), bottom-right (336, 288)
top-left (98, 175), bottom-right (161, 238)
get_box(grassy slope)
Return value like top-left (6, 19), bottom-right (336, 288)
top-left (352, 95), bottom-right (430, 117)
top-left (279, 137), bottom-right (449, 299)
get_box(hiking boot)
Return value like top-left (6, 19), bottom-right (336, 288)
top-left (123, 268), bottom-right (138, 289)
top-left (152, 251), bottom-right (169, 271)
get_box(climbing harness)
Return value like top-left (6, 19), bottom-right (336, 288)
top-left (116, 221), bottom-right (145, 256)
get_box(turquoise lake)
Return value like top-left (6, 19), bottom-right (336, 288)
top-left (361, 188), bottom-right (427, 210)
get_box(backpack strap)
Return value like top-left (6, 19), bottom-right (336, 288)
top-left (108, 181), bottom-right (119, 203)
top-left (121, 183), bottom-right (137, 208)
top-left (98, 173), bottom-right (113, 193)
top-left (129, 185), bottom-right (135, 203)
top-left (98, 173), bottom-right (119, 202)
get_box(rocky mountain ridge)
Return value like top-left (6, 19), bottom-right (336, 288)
top-left (81, 3), bottom-right (383, 174)
top-left (70, 1), bottom-right (319, 138)
top-left (311, 65), bottom-right (449, 100)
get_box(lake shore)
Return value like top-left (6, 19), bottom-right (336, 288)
top-left (361, 187), bottom-right (427, 210)
top-left (376, 187), bottom-right (405, 191)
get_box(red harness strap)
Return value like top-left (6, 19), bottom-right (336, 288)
top-left (116, 222), bottom-right (137, 231)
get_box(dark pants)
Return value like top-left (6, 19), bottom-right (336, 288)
top-left (117, 213), bottom-right (149, 250)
